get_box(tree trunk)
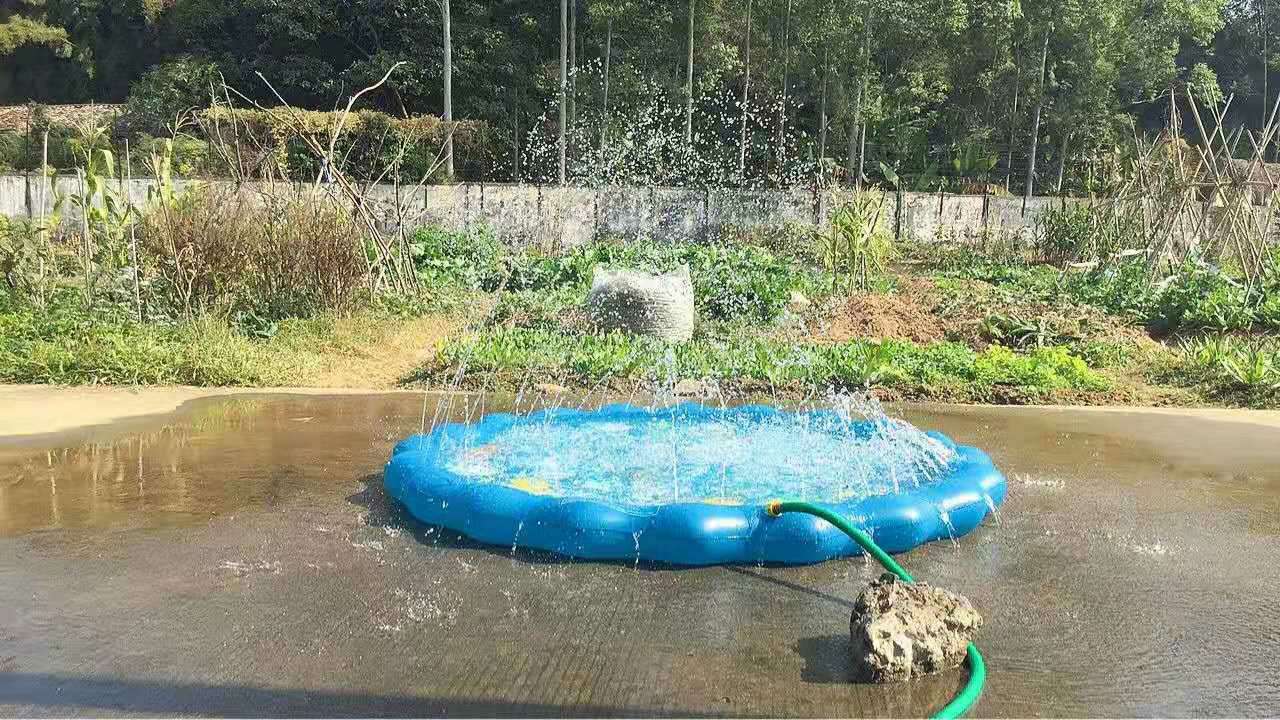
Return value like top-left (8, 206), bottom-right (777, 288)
top-left (1024, 26), bottom-right (1050, 203)
top-left (849, 13), bottom-right (870, 187)
top-left (860, 18), bottom-right (870, 184)
top-left (848, 79), bottom-right (861, 185)
top-left (601, 18), bottom-right (612, 152)
top-left (684, 0), bottom-right (695, 148)
top-left (1005, 67), bottom-right (1020, 191)
top-left (559, 0), bottom-right (568, 185)
top-left (777, 0), bottom-right (793, 173)
top-left (442, 0), bottom-right (454, 180)
top-left (737, 0), bottom-right (753, 182)
top-left (1264, 0), bottom-right (1270, 130)
top-left (1054, 129), bottom-right (1070, 194)
top-left (818, 47), bottom-right (829, 168)
top-left (569, 0), bottom-right (577, 127)
top-left (513, 85), bottom-right (521, 180)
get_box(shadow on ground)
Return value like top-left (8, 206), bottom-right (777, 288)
top-left (793, 635), bottom-right (858, 685)
top-left (723, 566), bottom-right (856, 610)
top-left (0, 672), bottom-right (716, 718)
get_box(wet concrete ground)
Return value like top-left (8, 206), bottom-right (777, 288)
top-left (1, 394), bottom-right (1278, 717)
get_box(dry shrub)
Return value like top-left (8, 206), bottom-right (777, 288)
top-left (141, 185), bottom-right (367, 318)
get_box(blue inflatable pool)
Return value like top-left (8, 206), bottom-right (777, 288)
top-left (384, 403), bottom-right (1006, 565)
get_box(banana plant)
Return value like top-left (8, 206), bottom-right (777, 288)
top-left (952, 143), bottom-right (998, 180)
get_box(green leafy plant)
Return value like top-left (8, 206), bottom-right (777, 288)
top-left (410, 224), bottom-right (504, 291)
top-left (816, 196), bottom-right (895, 293)
top-left (951, 143), bottom-right (998, 180)
top-left (428, 328), bottom-right (1108, 397)
top-left (980, 312), bottom-right (1080, 349)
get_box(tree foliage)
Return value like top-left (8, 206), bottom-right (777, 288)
top-left (0, 0), bottom-right (1263, 190)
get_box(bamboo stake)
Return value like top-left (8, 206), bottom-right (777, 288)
top-left (126, 139), bottom-right (142, 321)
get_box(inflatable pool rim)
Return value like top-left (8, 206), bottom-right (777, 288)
top-left (383, 402), bottom-right (1007, 565)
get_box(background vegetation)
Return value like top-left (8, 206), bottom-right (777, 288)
top-left (1, 0), bottom-right (1271, 191)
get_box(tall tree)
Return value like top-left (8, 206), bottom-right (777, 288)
top-left (738, 0), bottom-right (753, 180)
top-left (1024, 24), bottom-right (1051, 202)
top-left (0, 0), bottom-right (66, 55)
top-left (438, 0), bottom-right (454, 180)
top-left (560, 0), bottom-right (568, 185)
top-left (0, 0), bottom-right (72, 101)
top-left (684, 0), bottom-right (695, 147)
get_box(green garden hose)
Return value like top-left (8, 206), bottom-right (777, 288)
top-left (766, 500), bottom-right (986, 720)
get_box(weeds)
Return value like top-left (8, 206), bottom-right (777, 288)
top-left (425, 237), bottom-right (826, 325)
top-left (1168, 335), bottom-right (1280, 406)
top-left (1034, 203), bottom-right (1145, 266)
top-left (426, 328), bottom-right (1109, 399)
top-left (411, 225), bottom-right (505, 291)
top-left (140, 186), bottom-right (368, 320)
top-left (923, 240), bottom-right (1280, 335)
top-left (980, 312), bottom-right (1081, 349)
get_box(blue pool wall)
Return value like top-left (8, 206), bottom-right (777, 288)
top-left (384, 403), bottom-right (1007, 566)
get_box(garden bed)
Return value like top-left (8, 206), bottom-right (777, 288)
top-left (401, 228), bottom-right (1280, 409)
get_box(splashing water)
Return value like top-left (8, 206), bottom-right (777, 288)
top-left (439, 393), bottom-right (955, 508)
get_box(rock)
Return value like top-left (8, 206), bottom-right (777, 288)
top-left (774, 308), bottom-right (805, 332)
top-left (585, 266), bottom-right (696, 342)
top-left (672, 378), bottom-right (708, 397)
top-left (534, 382), bottom-right (569, 395)
top-left (786, 289), bottom-right (812, 313)
top-left (849, 574), bottom-right (982, 683)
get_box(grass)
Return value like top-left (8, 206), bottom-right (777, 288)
top-left (1158, 335), bottom-right (1280, 408)
top-left (0, 298), bottom-right (458, 387)
top-left (7, 206), bottom-right (1280, 410)
top-left (415, 328), bottom-right (1110, 403)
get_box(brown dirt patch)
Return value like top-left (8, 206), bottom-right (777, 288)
top-left (298, 314), bottom-right (461, 389)
top-left (819, 287), bottom-right (946, 344)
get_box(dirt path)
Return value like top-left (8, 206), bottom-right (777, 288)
top-left (0, 313), bottom-right (459, 439)
top-left (0, 385), bottom-right (430, 439)
top-left (289, 314), bottom-right (455, 388)
top-left (5, 384), bottom-right (1280, 440)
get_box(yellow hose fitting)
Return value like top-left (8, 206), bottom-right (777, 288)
top-left (765, 499), bottom-right (783, 517)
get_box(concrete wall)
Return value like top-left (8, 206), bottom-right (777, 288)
top-left (0, 173), bottom-right (1097, 246)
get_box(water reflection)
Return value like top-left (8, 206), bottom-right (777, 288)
top-left (0, 396), bottom-right (424, 535)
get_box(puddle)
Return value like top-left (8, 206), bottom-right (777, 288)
top-left (0, 393), bottom-right (1278, 716)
